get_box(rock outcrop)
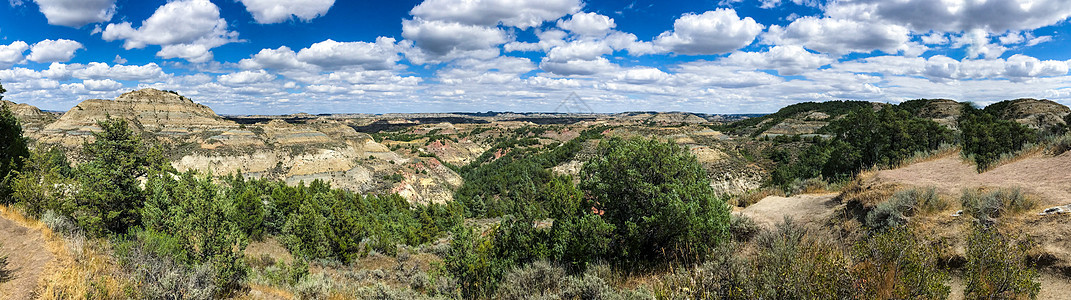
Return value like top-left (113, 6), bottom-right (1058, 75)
top-left (988, 98), bottom-right (1070, 131)
top-left (40, 89), bottom-right (236, 145)
top-left (1, 100), bottom-right (57, 132)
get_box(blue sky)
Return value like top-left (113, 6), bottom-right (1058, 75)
top-left (1, 0), bottom-right (1071, 114)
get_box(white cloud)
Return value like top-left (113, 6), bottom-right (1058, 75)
top-left (1004, 54), bottom-right (1070, 80)
top-left (764, 17), bottom-right (912, 56)
top-left (239, 46), bottom-right (308, 70)
top-left (672, 62), bottom-right (784, 88)
top-left (723, 45), bottom-right (834, 76)
top-left (826, 0), bottom-right (1071, 33)
top-left (952, 29), bottom-right (1006, 59)
top-left (32, 0), bottom-right (115, 28)
top-left (101, 0), bottom-right (238, 63)
top-left (26, 39), bottom-right (83, 63)
top-left (295, 37), bottom-right (401, 70)
top-left (401, 19), bottom-right (506, 63)
top-left (237, 0), bottom-right (335, 24)
top-left (0, 41), bottom-right (29, 68)
top-left (82, 78), bottom-right (122, 91)
top-left (833, 54), bottom-right (1069, 82)
top-left (540, 57), bottom-right (619, 76)
top-left (41, 62), bottom-right (72, 81)
top-left (921, 32), bottom-right (949, 45)
top-left (545, 40), bottom-right (613, 61)
top-left (505, 29), bottom-right (567, 52)
top-left (654, 9), bottom-right (764, 55)
top-left (218, 70), bottom-right (277, 86)
top-left (617, 68), bottom-right (670, 84)
top-left (410, 0), bottom-right (580, 29)
top-left (557, 12), bottom-right (616, 37)
top-left (72, 62), bottom-right (166, 81)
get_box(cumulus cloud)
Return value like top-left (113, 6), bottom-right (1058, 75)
top-left (1004, 54), bottom-right (1070, 80)
top-left (295, 37), bottom-right (401, 70)
top-left (82, 78), bottom-right (122, 91)
top-left (236, 0), bottom-right (335, 24)
top-left (545, 40), bottom-right (613, 62)
top-left (833, 54), bottom-right (1069, 82)
top-left (764, 17), bottom-right (913, 56)
top-left (540, 57), bottom-right (619, 76)
top-left (654, 9), bottom-right (764, 55)
top-left (952, 29), bottom-right (1006, 59)
top-left (0, 41), bottom-right (30, 68)
top-left (557, 12), bottom-right (616, 37)
top-left (218, 70), bottom-right (277, 86)
top-left (26, 39), bottom-right (83, 63)
top-left (72, 62), bottom-right (167, 81)
top-left (102, 0), bottom-right (238, 63)
top-left (32, 0), bottom-right (116, 28)
top-left (401, 19), bottom-right (506, 63)
top-left (826, 0), bottom-right (1071, 33)
top-left (410, 0), bottom-right (580, 29)
top-left (723, 45), bottom-right (835, 75)
top-left (239, 46), bottom-right (308, 70)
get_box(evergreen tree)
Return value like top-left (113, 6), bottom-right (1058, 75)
top-left (75, 118), bottom-right (162, 236)
top-left (0, 97), bottom-right (29, 202)
top-left (581, 137), bottom-right (731, 264)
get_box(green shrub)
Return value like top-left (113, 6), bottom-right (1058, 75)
top-left (140, 171), bottom-right (250, 297)
top-left (748, 218), bottom-right (853, 299)
top-left (581, 137), bottom-right (730, 264)
top-left (494, 261), bottom-right (566, 300)
top-left (960, 188), bottom-right (1036, 220)
top-left (729, 214), bottom-right (760, 242)
top-left (866, 187), bottom-right (944, 231)
top-left (852, 226), bottom-right (950, 299)
top-left (964, 225), bottom-right (1040, 299)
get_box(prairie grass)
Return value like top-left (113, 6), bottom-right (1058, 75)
top-left (0, 205), bottom-right (133, 299)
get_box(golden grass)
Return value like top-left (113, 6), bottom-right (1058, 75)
top-left (0, 205), bottom-right (133, 299)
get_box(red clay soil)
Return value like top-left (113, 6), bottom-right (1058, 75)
top-left (873, 152), bottom-right (1071, 206)
top-left (0, 214), bottom-right (53, 300)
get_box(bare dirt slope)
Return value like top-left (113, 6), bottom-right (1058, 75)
top-left (737, 193), bottom-right (839, 228)
top-left (873, 152), bottom-right (1071, 206)
top-left (0, 213), bottom-right (54, 300)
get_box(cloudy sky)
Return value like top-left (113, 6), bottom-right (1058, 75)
top-left (1, 0), bottom-right (1070, 114)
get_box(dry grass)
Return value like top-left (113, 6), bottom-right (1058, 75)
top-left (0, 205), bottom-right (133, 299)
top-left (732, 187), bottom-right (783, 208)
top-left (981, 142), bottom-right (1046, 172)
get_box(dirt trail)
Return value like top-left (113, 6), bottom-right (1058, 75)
top-left (736, 193), bottom-right (839, 228)
top-left (874, 152), bottom-right (1071, 206)
top-left (0, 213), bottom-right (54, 300)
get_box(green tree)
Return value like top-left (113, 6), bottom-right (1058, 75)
top-left (580, 137), bottom-right (731, 264)
top-left (234, 188), bottom-right (265, 241)
top-left (141, 170), bottom-right (249, 297)
top-left (959, 104), bottom-right (1038, 171)
top-left (281, 193), bottom-right (330, 259)
top-left (74, 118), bottom-right (162, 236)
top-left (0, 102), bottom-right (29, 202)
top-left (10, 147), bottom-right (72, 217)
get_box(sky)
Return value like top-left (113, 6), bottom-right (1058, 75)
top-left (1, 0), bottom-right (1071, 114)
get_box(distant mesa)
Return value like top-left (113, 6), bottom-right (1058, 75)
top-left (40, 88), bottom-right (236, 144)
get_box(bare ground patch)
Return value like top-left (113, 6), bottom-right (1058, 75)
top-left (0, 210), bottom-right (54, 300)
top-left (737, 193), bottom-right (839, 229)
